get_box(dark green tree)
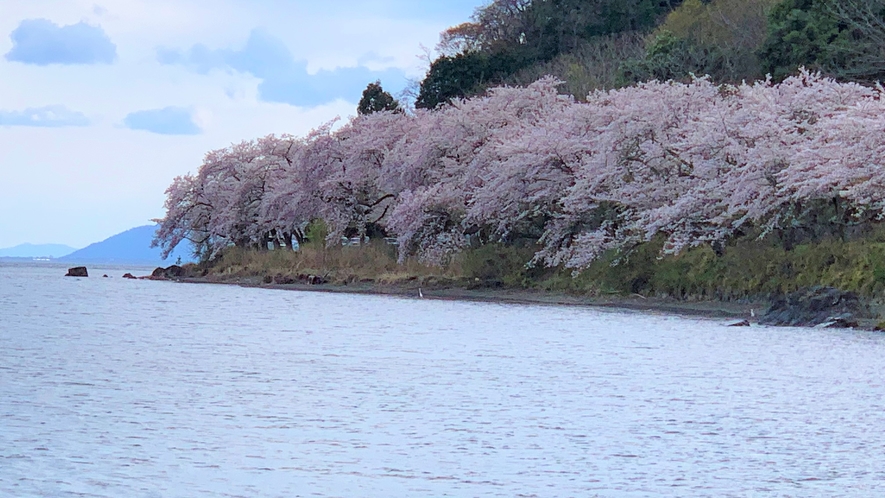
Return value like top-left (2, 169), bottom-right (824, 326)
top-left (357, 81), bottom-right (400, 115)
top-left (416, 53), bottom-right (484, 109)
top-left (621, 0), bottom-right (775, 84)
top-left (417, 0), bottom-right (685, 108)
top-left (619, 30), bottom-right (721, 83)
top-left (620, 28), bottom-right (769, 85)
top-left (758, 0), bottom-right (885, 83)
top-left (520, 0), bottom-right (679, 59)
top-left (758, 0), bottom-right (845, 81)
top-left (415, 52), bottom-right (530, 109)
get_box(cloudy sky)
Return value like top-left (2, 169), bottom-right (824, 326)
top-left (0, 0), bottom-right (485, 248)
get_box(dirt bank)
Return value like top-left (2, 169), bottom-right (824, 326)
top-left (180, 274), bottom-right (762, 322)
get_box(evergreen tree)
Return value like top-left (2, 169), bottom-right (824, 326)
top-left (417, 0), bottom-right (684, 109)
top-left (357, 81), bottom-right (400, 115)
top-left (759, 0), bottom-right (885, 83)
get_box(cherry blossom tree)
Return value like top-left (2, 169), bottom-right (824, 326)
top-left (318, 111), bottom-right (409, 243)
top-left (155, 69), bottom-right (885, 271)
top-left (152, 173), bottom-right (212, 259)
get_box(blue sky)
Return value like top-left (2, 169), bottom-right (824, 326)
top-left (0, 0), bottom-right (486, 248)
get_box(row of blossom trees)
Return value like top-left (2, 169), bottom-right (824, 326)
top-left (154, 71), bottom-right (885, 270)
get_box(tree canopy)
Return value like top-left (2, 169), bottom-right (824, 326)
top-left (157, 73), bottom-right (885, 271)
top-left (155, 0), bottom-right (885, 273)
top-left (357, 81), bottom-right (400, 115)
top-left (760, 0), bottom-right (885, 83)
top-left (418, 0), bottom-right (885, 107)
top-left (417, 0), bottom-right (684, 108)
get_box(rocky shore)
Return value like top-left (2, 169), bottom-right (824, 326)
top-left (177, 270), bottom-right (759, 322)
top-left (85, 263), bottom-right (881, 330)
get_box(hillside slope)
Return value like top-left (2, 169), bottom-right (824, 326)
top-left (60, 225), bottom-right (195, 265)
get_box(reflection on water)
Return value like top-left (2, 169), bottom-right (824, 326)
top-left (2, 263), bottom-right (885, 497)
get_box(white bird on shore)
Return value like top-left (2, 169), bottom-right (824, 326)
top-left (751, 309), bottom-right (756, 318)
top-left (418, 287), bottom-right (424, 298)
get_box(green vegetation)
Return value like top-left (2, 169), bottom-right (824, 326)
top-left (569, 236), bottom-right (885, 299)
top-left (759, 0), bottom-right (885, 84)
top-left (416, 51), bottom-right (527, 109)
top-left (415, 0), bottom-right (685, 108)
top-left (622, 0), bottom-right (779, 84)
top-left (409, 0), bottom-right (885, 106)
top-left (201, 230), bottom-right (885, 303)
top-left (209, 0), bottom-right (885, 304)
top-left (357, 81), bottom-right (400, 115)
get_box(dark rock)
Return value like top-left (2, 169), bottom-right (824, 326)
top-left (122, 273), bottom-right (137, 280)
top-left (273, 274), bottom-right (296, 285)
top-left (263, 275), bottom-right (273, 284)
top-left (164, 265), bottom-right (183, 278)
top-left (760, 286), bottom-right (868, 327)
top-left (65, 267), bottom-right (88, 277)
top-left (149, 265), bottom-right (185, 281)
top-left (816, 313), bottom-right (859, 329)
top-left (821, 319), bottom-right (856, 328)
top-left (307, 274), bottom-right (325, 285)
top-left (728, 320), bottom-right (751, 327)
top-left (102, 274), bottom-right (109, 278)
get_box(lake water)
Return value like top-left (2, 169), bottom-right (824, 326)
top-left (2, 263), bottom-right (884, 497)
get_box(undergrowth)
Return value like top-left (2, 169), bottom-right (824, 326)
top-left (198, 233), bottom-right (885, 301)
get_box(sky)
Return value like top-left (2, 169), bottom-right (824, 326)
top-left (0, 0), bottom-right (486, 248)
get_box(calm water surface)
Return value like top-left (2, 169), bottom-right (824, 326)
top-left (1, 263), bottom-right (884, 497)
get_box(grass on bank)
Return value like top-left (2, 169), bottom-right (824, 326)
top-left (197, 233), bottom-right (885, 302)
top-left (207, 241), bottom-right (445, 285)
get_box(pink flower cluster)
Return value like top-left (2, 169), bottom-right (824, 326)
top-left (155, 71), bottom-right (885, 269)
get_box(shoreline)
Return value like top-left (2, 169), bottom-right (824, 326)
top-left (180, 275), bottom-right (762, 323)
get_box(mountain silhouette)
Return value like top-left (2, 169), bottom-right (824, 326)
top-left (59, 225), bottom-right (195, 265)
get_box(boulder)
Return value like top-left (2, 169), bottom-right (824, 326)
top-left (65, 267), bottom-right (88, 277)
top-left (122, 273), bottom-right (137, 280)
top-left (164, 265), bottom-right (183, 278)
top-left (760, 286), bottom-right (868, 327)
top-left (149, 265), bottom-right (186, 281)
top-left (727, 320), bottom-right (751, 327)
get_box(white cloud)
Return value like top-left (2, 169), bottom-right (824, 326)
top-left (0, 0), bottom-right (485, 247)
top-left (0, 105), bottom-right (90, 127)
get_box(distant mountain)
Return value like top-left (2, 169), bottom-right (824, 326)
top-left (0, 243), bottom-right (78, 258)
top-left (59, 225), bottom-right (196, 265)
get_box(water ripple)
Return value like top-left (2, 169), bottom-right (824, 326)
top-left (2, 263), bottom-right (885, 497)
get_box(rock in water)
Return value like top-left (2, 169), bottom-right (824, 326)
top-left (65, 267), bottom-right (88, 277)
top-left (164, 265), bottom-right (183, 278)
top-left (760, 286), bottom-right (868, 327)
top-left (149, 264), bottom-right (187, 280)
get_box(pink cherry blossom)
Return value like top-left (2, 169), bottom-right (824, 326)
top-left (155, 70), bottom-right (885, 271)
